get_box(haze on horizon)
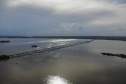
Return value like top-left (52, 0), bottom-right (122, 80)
top-left (0, 0), bottom-right (126, 36)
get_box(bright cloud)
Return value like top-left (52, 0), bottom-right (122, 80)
top-left (60, 23), bottom-right (81, 31)
top-left (6, 0), bottom-right (116, 14)
top-left (87, 4), bottom-right (126, 27)
top-left (6, 0), bottom-right (126, 25)
top-left (0, 0), bottom-right (126, 36)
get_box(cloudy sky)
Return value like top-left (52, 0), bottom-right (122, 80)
top-left (0, 0), bottom-right (126, 36)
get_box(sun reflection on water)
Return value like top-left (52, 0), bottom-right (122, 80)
top-left (45, 75), bottom-right (72, 84)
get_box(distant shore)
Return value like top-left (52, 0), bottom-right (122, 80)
top-left (0, 36), bottom-right (126, 41)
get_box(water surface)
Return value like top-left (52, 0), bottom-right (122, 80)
top-left (0, 39), bottom-right (126, 84)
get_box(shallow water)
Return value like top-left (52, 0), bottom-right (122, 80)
top-left (0, 39), bottom-right (126, 84)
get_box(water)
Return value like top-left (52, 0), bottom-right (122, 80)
top-left (0, 38), bottom-right (126, 84)
top-left (0, 38), bottom-right (79, 55)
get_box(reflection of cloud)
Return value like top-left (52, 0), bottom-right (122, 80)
top-left (45, 75), bottom-right (72, 84)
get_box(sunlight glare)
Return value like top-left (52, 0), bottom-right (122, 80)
top-left (45, 75), bottom-right (72, 84)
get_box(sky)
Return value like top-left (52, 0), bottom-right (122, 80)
top-left (0, 0), bottom-right (126, 36)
